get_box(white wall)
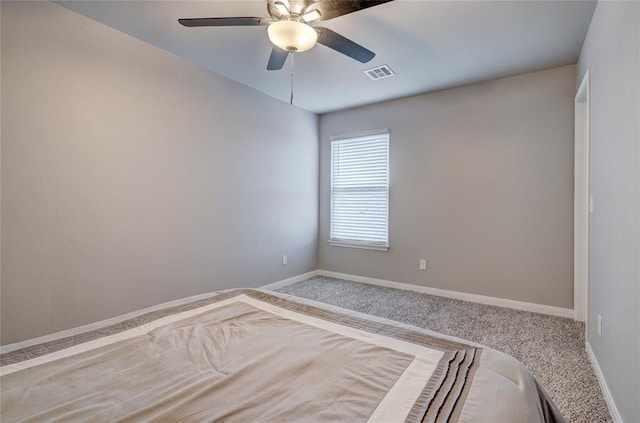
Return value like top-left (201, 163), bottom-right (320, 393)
top-left (0, 1), bottom-right (319, 344)
top-left (577, 2), bottom-right (640, 421)
top-left (319, 65), bottom-right (576, 309)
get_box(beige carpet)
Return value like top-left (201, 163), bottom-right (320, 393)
top-left (277, 276), bottom-right (611, 423)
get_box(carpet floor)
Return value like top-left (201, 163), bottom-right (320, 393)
top-left (276, 276), bottom-right (611, 423)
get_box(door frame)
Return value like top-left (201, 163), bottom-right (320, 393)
top-left (574, 69), bottom-right (591, 335)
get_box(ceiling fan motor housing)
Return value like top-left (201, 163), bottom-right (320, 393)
top-left (268, 0), bottom-right (308, 18)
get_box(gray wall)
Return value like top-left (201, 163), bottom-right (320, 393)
top-left (319, 65), bottom-right (576, 309)
top-left (577, 2), bottom-right (640, 422)
top-left (0, 1), bottom-right (319, 345)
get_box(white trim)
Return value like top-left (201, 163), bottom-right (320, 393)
top-left (317, 270), bottom-right (574, 318)
top-left (574, 68), bottom-right (591, 325)
top-left (259, 270), bottom-right (320, 291)
top-left (586, 342), bottom-right (623, 423)
top-left (330, 128), bottom-right (389, 141)
top-left (328, 240), bottom-right (390, 251)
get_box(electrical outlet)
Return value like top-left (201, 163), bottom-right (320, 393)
top-left (419, 259), bottom-right (427, 270)
top-left (282, 255), bottom-right (287, 266)
top-left (597, 315), bottom-right (603, 336)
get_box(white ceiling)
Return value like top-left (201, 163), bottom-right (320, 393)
top-left (56, 0), bottom-right (596, 114)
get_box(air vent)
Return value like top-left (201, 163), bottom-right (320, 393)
top-left (364, 65), bottom-right (396, 80)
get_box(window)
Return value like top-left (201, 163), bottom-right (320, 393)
top-left (330, 130), bottom-right (389, 251)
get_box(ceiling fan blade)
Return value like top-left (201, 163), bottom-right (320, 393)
top-left (308, 0), bottom-right (394, 21)
top-left (315, 27), bottom-right (375, 63)
top-left (267, 47), bottom-right (290, 71)
top-left (178, 17), bottom-right (267, 27)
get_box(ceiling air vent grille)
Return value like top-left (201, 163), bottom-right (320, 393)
top-left (364, 65), bottom-right (396, 80)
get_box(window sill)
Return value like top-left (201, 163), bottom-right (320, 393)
top-left (328, 240), bottom-right (390, 251)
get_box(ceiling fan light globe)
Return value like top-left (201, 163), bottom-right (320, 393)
top-left (267, 20), bottom-right (317, 52)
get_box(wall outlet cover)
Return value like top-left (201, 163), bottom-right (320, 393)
top-left (597, 315), bottom-right (602, 336)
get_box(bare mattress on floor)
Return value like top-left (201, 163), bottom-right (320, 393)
top-left (0, 289), bottom-right (564, 422)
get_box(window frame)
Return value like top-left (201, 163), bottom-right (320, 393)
top-left (328, 129), bottom-right (390, 251)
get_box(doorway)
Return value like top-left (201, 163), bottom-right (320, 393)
top-left (574, 69), bottom-right (591, 338)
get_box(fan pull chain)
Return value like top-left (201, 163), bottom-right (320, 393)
top-left (290, 52), bottom-right (294, 106)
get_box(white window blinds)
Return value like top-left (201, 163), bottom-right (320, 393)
top-left (330, 130), bottom-right (389, 250)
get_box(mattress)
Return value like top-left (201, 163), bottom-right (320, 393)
top-left (0, 289), bottom-right (564, 422)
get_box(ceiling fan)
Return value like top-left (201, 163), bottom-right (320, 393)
top-left (178, 0), bottom-right (394, 71)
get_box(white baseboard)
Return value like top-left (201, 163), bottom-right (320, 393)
top-left (586, 342), bottom-right (623, 423)
top-left (259, 269), bottom-right (574, 318)
top-left (317, 270), bottom-right (574, 318)
top-left (260, 270), bottom-right (320, 291)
